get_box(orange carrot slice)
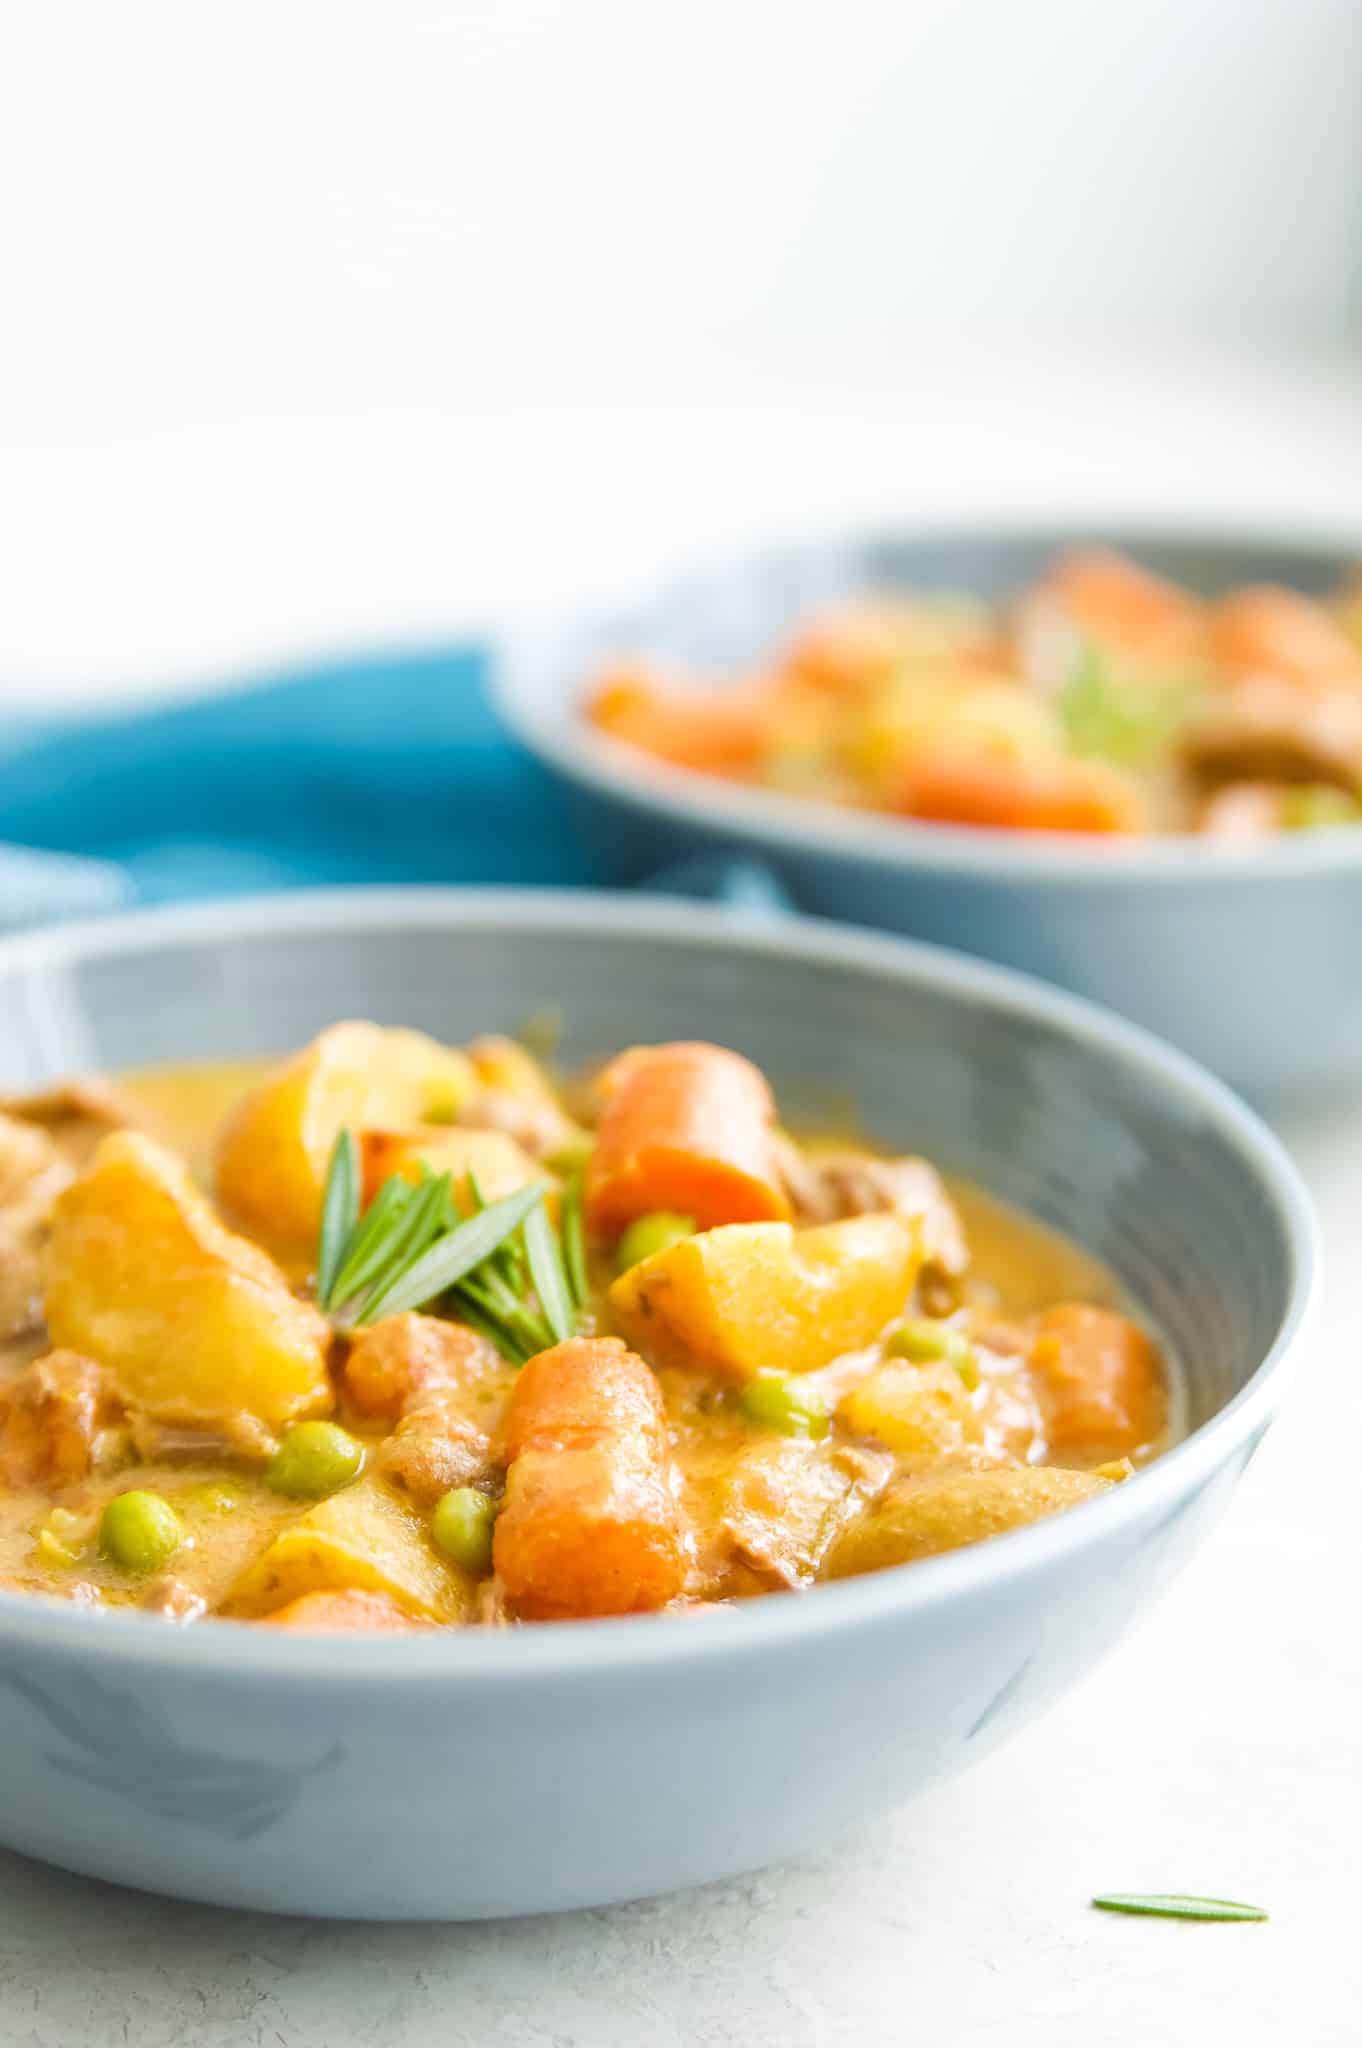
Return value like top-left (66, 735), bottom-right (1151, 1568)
top-left (585, 1042), bottom-right (791, 1237)
top-left (494, 1337), bottom-right (688, 1620)
top-left (261, 1589), bottom-right (429, 1632)
top-left (587, 663), bottom-right (775, 775)
top-left (897, 750), bottom-right (1144, 834)
top-left (1211, 586), bottom-right (1362, 691)
top-left (1040, 550), bottom-right (1204, 662)
top-left (1029, 1303), bottom-right (1165, 1457)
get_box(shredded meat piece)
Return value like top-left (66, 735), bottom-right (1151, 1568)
top-left (1182, 676), bottom-right (1362, 793)
top-left (0, 1113), bottom-right (78, 1342)
top-left (127, 1414), bottom-right (273, 1465)
top-left (455, 1088), bottom-right (574, 1160)
top-left (0, 1111), bottom-right (73, 1213)
top-left (141, 1574), bottom-right (208, 1623)
top-left (472, 1578), bottom-right (513, 1627)
top-left (344, 1314), bottom-right (497, 1422)
top-left (2, 1079), bottom-right (145, 1170)
top-left (776, 1142), bottom-right (969, 1277)
top-left (0, 1350), bottom-right (127, 1486)
top-left (1197, 783), bottom-right (1285, 839)
top-left (377, 1384), bottom-right (498, 1505)
top-left (0, 1226), bottom-right (45, 1346)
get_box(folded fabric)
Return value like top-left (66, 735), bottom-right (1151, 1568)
top-left (0, 645), bottom-right (602, 931)
top-left (0, 645), bottom-right (796, 931)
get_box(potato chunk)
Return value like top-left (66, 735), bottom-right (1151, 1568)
top-left (715, 1438), bottom-right (892, 1593)
top-left (226, 1474), bottom-right (470, 1622)
top-left (842, 1359), bottom-right (981, 1459)
top-left (45, 1131), bottom-right (332, 1440)
top-left (216, 1022), bottom-right (478, 1249)
top-left (827, 1464), bottom-right (1116, 1578)
top-left (360, 1125), bottom-right (543, 1207)
top-left (610, 1214), bottom-right (921, 1379)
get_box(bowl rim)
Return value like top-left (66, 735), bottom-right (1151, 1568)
top-left (491, 514), bottom-right (1362, 887)
top-left (0, 886), bottom-right (1320, 1684)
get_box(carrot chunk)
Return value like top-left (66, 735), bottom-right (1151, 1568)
top-left (494, 1337), bottom-right (688, 1620)
top-left (262, 1589), bottom-right (428, 1632)
top-left (1029, 1303), bottom-right (1165, 1457)
top-left (587, 663), bottom-right (775, 775)
top-left (896, 750), bottom-right (1144, 835)
top-left (585, 1042), bottom-right (790, 1238)
top-left (1211, 586), bottom-right (1362, 691)
top-left (1039, 550), bottom-right (1205, 662)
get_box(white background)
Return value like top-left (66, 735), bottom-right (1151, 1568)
top-left (1, 6), bottom-right (1360, 2043)
top-left (0, 0), bottom-right (1360, 700)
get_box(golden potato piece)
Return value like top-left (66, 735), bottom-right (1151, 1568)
top-left (610, 1214), bottom-right (920, 1379)
top-left (361, 1125), bottom-right (543, 1207)
top-left (827, 1463), bottom-right (1116, 1578)
top-left (715, 1438), bottom-right (892, 1592)
top-left (225, 1474), bottom-right (471, 1622)
top-left (216, 1022), bottom-right (478, 1250)
top-left (45, 1131), bottom-right (332, 1439)
top-left (841, 1359), bottom-right (981, 1459)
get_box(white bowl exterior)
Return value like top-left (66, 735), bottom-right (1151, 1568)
top-left (0, 892), bottom-right (1315, 1916)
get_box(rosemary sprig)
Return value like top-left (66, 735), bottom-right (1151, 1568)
top-left (361, 1183), bottom-right (547, 1323)
top-left (350, 1170), bottom-right (453, 1320)
top-left (1091, 1894), bottom-right (1268, 1923)
top-left (316, 1130), bottom-right (583, 1354)
top-left (523, 1199), bottom-right (574, 1344)
top-left (317, 1129), bottom-right (359, 1306)
top-left (326, 1174), bottom-right (412, 1311)
top-left (560, 1174), bottom-right (588, 1311)
top-left (448, 1284), bottom-right (532, 1366)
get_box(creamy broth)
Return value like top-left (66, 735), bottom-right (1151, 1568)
top-left (0, 1035), bottom-right (1176, 1631)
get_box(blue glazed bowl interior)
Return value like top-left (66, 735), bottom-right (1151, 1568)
top-left (1, 890), bottom-right (1307, 1445)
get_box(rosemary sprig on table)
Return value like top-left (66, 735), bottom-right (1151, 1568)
top-left (1091, 1894), bottom-right (1268, 1924)
top-left (315, 1129), bottom-right (581, 1361)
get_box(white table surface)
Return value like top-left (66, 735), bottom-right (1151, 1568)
top-left (1, 350), bottom-right (1359, 2043)
top-left (0, 1092), bottom-right (1356, 2048)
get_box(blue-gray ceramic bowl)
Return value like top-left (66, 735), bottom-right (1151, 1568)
top-left (493, 524), bottom-right (1362, 1103)
top-left (0, 890), bottom-right (1316, 1918)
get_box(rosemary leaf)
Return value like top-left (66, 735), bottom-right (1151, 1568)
top-left (1091, 1895), bottom-right (1268, 1923)
top-left (449, 1285), bottom-right (531, 1365)
top-left (317, 1130), bottom-right (359, 1308)
top-left (360, 1183), bottom-right (548, 1323)
top-left (468, 1167), bottom-right (525, 1291)
top-left (524, 1197), bottom-right (575, 1344)
top-left (560, 1175), bottom-right (588, 1311)
top-left (329, 1174), bottom-right (414, 1310)
top-left (352, 1171), bottom-right (453, 1323)
top-left (458, 1267), bottom-right (552, 1357)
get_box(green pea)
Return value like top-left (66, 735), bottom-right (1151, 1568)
top-left (614, 1210), bottom-right (695, 1274)
top-left (886, 1319), bottom-right (979, 1390)
top-left (738, 1370), bottom-right (830, 1439)
top-left (545, 1130), bottom-right (595, 1178)
top-left (1280, 785), bottom-right (1360, 831)
top-left (99, 1491), bottom-right (183, 1573)
top-left (265, 1421), bottom-right (366, 1500)
top-left (431, 1487), bottom-right (498, 1575)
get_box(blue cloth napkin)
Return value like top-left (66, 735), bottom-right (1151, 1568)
top-left (0, 645), bottom-right (793, 929)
